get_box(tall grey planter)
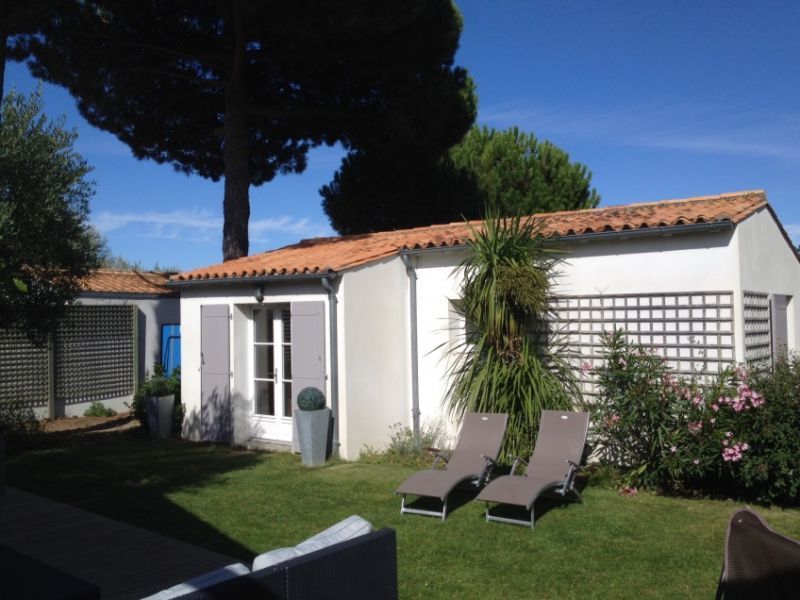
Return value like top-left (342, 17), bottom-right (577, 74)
top-left (146, 394), bottom-right (175, 440)
top-left (296, 408), bottom-right (331, 466)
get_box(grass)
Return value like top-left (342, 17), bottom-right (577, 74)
top-left (7, 431), bottom-right (800, 599)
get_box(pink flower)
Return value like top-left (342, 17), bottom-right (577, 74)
top-left (710, 418), bottom-right (716, 424)
top-left (691, 394), bottom-right (704, 407)
top-left (726, 431), bottom-right (733, 438)
top-left (618, 356), bottom-right (627, 368)
top-left (722, 441), bottom-right (749, 462)
top-left (711, 403), bottom-right (719, 412)
top-left (735, 365), bottom-right (750, 383)
top-left (611, 414), bottom-right (620, 423)
top-left (670, 445), bottom-right (677, 454)
top-left (693, 458), bottom-right (700, 465)
top-left (688, 421), bottom-right (703, 433)
top-left (580, 361), bottom-right (593, 376)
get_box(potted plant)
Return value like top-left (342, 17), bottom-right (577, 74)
top-left (296, 387), bottom-right (330, 466)
top-left (131, 364), bottom-right (179, 440)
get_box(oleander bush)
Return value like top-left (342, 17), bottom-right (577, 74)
top-left (589, 329), bottom-right (800, 504)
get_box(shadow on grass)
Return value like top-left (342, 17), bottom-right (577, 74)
top-left (6, 425), bottom-right (264, 561)
top-left (483, 495), bottom-right (584, 527)
top-left (401, 487), bottom-right (478, 519)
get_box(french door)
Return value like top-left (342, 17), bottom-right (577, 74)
top-left (251, 305), bottom-right (293, 442)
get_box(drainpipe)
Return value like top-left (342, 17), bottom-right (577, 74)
top-left (400, 253), bottom-right (421, 441)
top-left (321, 275), bottom-right (340, 456)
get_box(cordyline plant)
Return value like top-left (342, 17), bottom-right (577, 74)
top-left (444, 215), bottom-right (580, 461)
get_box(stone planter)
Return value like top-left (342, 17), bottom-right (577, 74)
top-left (146, 394), bottom-right (175, 439)
top-left (296, 407), bottom-right (331, 466)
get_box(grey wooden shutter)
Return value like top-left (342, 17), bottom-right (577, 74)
top-left (771, 294), bottom-right (789, 362)
top-left (201, 304), bottom-right (231, 443)
top-left (290, 301), bottom-right (327, 452)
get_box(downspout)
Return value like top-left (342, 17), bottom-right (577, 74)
top-left (321, 275), bottom-right (340, 456)
top-left (400, 254), bottom-right (421, 441)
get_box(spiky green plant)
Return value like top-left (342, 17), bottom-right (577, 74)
top-left (444, 215), bottom-right (581, 461)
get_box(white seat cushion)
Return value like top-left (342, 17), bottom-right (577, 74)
top-left (140, 563), bottom-right (250, 600)
top-left (252, 515), bottom-right (372, 571)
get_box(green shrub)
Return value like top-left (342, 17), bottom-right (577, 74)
top-left (0, 401), bottom-right (41, 451)
top-left (590, 329), bottom-right (800, 505)
top-left (735, 355), bottom-right (800, 504)
top-left (297, 387), bottom-right (325, 411)
top-left (83, 401), bottom-right (117, 417)
top-left (361, 420), bottom-right (448, 467)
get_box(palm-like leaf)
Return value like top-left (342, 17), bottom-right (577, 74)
top-left (445, 215), bottom-right (580, 460)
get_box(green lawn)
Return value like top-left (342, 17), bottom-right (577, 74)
top-left (7, 431), bottom-right (800, 599)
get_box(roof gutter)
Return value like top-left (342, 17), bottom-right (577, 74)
top-left (400, 253), bottom-right (421, 442)
top-left (549, 220), bottom-right (735, 244)
top-left (166, 271), bottom-right (335, 288)
top-left (320, 275), bottom-right (340, 457)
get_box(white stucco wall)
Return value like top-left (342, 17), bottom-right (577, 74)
top-left (178, 282), bottom-right (330, 442)
top-left (338, 257), bottom-right (410, 459)
top-left (734, 207), bottom-right (800, 352)
top-left (414, 250), bottom-right (468, 442)
top-left (413, 229), bottom-right (743, 429)
top-left (553, 230), bottom-right (738, 297)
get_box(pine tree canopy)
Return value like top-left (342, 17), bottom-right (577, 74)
top-left (322, 125), bottom-right (601, 235)
top-left (14, 0), bottom-right (476, 259)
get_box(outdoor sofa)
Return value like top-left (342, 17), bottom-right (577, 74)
top-left (145, 516), bottom-right (397, 600)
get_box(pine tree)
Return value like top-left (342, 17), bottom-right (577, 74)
top-left (322, 125), bottom-right (600, 234)
top-left (16, 1), bottom-right (475, 259)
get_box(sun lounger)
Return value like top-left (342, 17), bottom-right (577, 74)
top-left (395, 412), bottom-right (508, 521)
top-left (476, 410), bottom-right (589, 527)
top-left (715, 508), bottom-right (800, 600)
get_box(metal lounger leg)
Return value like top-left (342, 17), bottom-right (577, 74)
top-left (484, 502), bottom-right (535, 528)
top-left (400, 494), bottom-right (448, 521)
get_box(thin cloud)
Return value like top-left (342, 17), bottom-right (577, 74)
top-left (92, 209), bottom-right (220, 233)
top-left (479, 100), bottom-right (800, 163)
top-left (92, 208), bottom-right (323, 245)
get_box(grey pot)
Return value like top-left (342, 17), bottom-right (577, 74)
top-left (296, 407), bottom-right (331, 466)
top-left (146, 394), bottom-right (175, 439)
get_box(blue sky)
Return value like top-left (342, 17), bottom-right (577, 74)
top-left (6, 1), bottom-right (800, 271)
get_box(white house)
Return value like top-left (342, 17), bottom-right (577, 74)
top-left (170, 190), bottom-right (800, 460)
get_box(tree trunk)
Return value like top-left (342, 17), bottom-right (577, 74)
top-left (222, 0), bottom-right (249, 261)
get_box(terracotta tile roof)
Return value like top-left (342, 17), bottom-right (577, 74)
top-left (171, 190), bottom-right (768, 283)
top-left (81, 269), bottom-right (176, 296)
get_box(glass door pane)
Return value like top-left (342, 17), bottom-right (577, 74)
top-left (281, 309), bottom-right (292, 418)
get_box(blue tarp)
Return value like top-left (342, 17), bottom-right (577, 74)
top-left (161, 324), bottom-right (181, 375)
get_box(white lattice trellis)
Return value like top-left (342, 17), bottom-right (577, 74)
top-left (551, 291), bottom-right (737, 395)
